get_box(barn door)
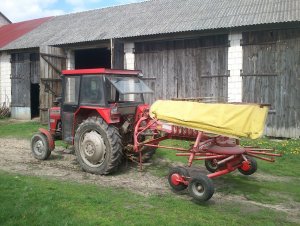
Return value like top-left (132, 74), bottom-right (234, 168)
top-left (135, 35), bottom-right (228, 104)
top-left (242, 30), bottom-right (300, 138)
top-left (193, 43), bottom-right (229, 102)
top-left (134, 41), bottom-right (180, 104)
top-left (11, 53), bottom-right (31, 119)
top-left (111, 39), bottom-right (124, 69)
top-left (40, 46), bottom-right (67, 123)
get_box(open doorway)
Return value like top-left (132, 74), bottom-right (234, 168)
top-left (75, 48), bottom-right (111, 69)
top-left (31, 83), bottom-right (40, 118)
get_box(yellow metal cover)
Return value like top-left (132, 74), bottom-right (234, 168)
top-left (150, 100), bottom-right (269, 139)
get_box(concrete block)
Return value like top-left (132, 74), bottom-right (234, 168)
top-left (11, 107), bottom-right (31, 120)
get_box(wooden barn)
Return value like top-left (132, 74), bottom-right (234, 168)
top-left (0, 0), bottom-right (299, 138)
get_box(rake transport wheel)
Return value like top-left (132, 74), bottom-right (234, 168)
top-left (74, 117), bottom-right (123, 175)
top-left (31, 133), bottom-right (51, 160)
top-left (188, 174), bottom-right (215, 202)
top-left (205, 159), bottom-right (219, 173)
top-left (168, 166), bottom-right (190, 191)
top-left (238, 156), bottom-right (257, 175)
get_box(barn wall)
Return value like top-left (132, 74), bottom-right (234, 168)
top-left (66, 50), bottom-right (75, 70)
top-left (242, 28), bottom-right (300, 138)
top-left (39, 46), bottom-right (66, 123)
top-left (0, 52), bottom-right (11, 107)
top-left (135, 35), bottom-right (229, 104)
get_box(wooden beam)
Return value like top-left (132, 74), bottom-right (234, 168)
top-left (41, 54), bottom-right (62, 74)
top-left (40, 53), bottom-right (67, 59)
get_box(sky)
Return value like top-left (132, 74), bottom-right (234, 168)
top-left (1, 0), bottom-right (145, 23)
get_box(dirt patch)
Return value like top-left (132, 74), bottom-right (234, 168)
top-left (0, 138), bottom-right (299, 223)
top-left (0, 138), bottom-right (168, 196)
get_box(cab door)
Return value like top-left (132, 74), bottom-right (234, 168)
top-left (61, 76), bottom-right (81, 143)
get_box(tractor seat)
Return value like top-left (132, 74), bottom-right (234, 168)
top-left (208, 145), bottom-right (245, 155)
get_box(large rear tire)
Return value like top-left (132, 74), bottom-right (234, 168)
top-left (31, 133), bottom-right (51, 160)
top-left (74, 117), bottom-right (123, 175)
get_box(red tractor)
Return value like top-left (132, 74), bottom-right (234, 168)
top-left (31, 68), bottom-right (154, 175)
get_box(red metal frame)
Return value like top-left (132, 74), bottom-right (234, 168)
top-left (133, 111), bottom-right (282, 182)
top-left (62, 68), bottom-right (141, 76)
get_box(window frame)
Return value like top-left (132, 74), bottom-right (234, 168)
top-left (79, 74), bottom-right (106, 107)
top-left (63, 76), bottom-right (81, 106)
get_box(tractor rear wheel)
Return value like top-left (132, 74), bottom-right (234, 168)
top-left (168, 166), bottom-right (189, 191)
top-left (31, 133), bottom-right (51, 160)
top-left (238, 156), bottom-right (257, 175)
top-left (74, 117), bottom-right (123, 175)
top-left (188, 174), bottom-right (214, 202)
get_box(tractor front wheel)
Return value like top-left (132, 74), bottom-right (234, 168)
top-left (74, 117), bottom-right (123, 175)
top-left (31, 133), bottom-right (51, 160)
top-left (188, 174), bottom-right (214, 202)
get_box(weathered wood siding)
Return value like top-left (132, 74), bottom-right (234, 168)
top-left (242, 29), bottom-right (300, 138)
top-left (11, 53), bottom-right (31, 108)
top-left (135, 35), bottom-right (229, 104)
top-left (111, 39), bottom-right (124, 69)
top-left (11, 53), bottom-right (40, 108)
top-left (40, 46), bottom-right (66, 123)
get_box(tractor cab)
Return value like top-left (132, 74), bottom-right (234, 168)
top-left (62, 68), bottom-right (152, 107)
top-left (47, 68), bottom-right (153, 143)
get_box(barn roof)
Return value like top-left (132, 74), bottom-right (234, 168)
top-left (0, 17), bottom-right (52, 48)
top-left (1, 0), bottom-right (300, 50)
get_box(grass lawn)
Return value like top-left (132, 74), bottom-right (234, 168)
top-left (0, 171), bottom-right (295, 226)
top-left (0, 119), bottom-right (46, 139)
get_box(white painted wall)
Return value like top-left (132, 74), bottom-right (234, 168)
top-left (228, 32), bottom-right (243, 102)
top-left (0, 52), bottom-right (11, 107)
top-left (66, 49), bottom-right (75, 70)
top-left (124, 42), bottom-right (135, 70)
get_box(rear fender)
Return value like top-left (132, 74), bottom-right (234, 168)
top-left (39, 128), bottom-right (55, 151)
top-left (74, 107), bottom-right (120, 125)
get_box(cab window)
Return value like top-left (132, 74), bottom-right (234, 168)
top-left (80, 75), bottom-right (105, 105)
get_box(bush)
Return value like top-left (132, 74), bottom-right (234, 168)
top-left (0, 105), bottom-right (10, 119)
